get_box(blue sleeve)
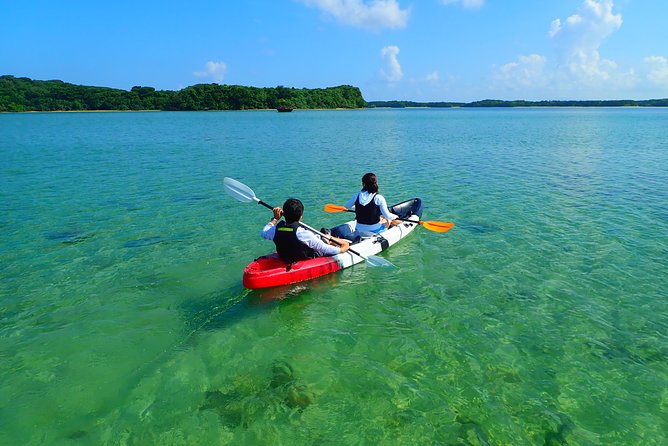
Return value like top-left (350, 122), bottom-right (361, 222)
top-left (375, 195), bottom-right (397, 220)
top-left (261, 223), bottom-right (276, 240)
top-left (344, 192), bottom-right (359, 210)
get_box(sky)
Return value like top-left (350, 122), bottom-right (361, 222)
top-left (1, 0), bottom-right (667, 102)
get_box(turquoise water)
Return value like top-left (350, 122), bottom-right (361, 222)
top-left (1, 109), bottom-right (667, 445)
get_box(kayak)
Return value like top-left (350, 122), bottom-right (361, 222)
top-left (242, 198), bottom-right (423, 289)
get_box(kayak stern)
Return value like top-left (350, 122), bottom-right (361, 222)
top-left (243, 253), bottom-right (342, 289)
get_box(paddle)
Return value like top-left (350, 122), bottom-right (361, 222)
top-left (323, 203), bottom-right (455, 233)
top-left (223, 177), bottom-right (394, 267)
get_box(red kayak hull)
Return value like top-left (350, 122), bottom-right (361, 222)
top-left (243, 253), bottom-right (342, 289)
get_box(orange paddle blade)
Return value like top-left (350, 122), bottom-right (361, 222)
top-left (419, 221), bottom-right (455, 233)
top-left (324, 203), bottom-right (350, 213)
top-left (325, 202), bottom-right (454, 233)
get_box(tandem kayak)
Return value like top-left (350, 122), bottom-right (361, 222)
top-left (242, 198), bottom-right (423, 289)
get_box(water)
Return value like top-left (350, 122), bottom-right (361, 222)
top-left (1, 109), bottom-right (667, 445)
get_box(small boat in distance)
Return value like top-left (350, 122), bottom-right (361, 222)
top-left (276, 107), bottom-right (294, 112)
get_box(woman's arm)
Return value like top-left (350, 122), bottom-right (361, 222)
top-left (375, 195), bottom-right (398, 221)
top-left (344, 192), bottom-right (359, 210)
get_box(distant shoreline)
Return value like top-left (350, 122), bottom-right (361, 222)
top-left (5, 105), bottom-right (668, 114)
top-left (368, 105), bottom-right (665, 109)
top-left (367, 99), bottom-right (668, 108)
top-left (2, 75), bottom-right (667, 111)
top-left (0, 108), bottom-right (368, 114)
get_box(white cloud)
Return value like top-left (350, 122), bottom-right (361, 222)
top-left (296, 0), bottom-right (409, 30)
top-left (440, 0), bottom-right (484, 9)
top-left (193, 61), bottom-right (227, 83)
top-left (494, 54), bottom-right (549, 90)
top-left (425, 71), bottom-right (440, 82)
top-left (494, 0), bottom-right (646, 98)
top-left (549, 0), bottom-right (623, 84)
top-left (549, 19), bottom-right (561, 38)
top-left (380, 45), bottom-right (403, 82)
top-left (645, 56), bottom-right (668, 87)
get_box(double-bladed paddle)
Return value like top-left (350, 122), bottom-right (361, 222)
top-left (323, 203), bottom-right (454, 233)
top-left (223, 177), bottom-right (394, 267)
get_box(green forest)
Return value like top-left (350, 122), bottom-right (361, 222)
top-left (3, 75), bottom-right (667, 112)
top-left (0, 76), bottom-right (367, 112)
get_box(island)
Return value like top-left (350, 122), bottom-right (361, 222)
top-left (367, 99), bottom-right (668, 108)
top-left (0, 76), bottom-right (367, 112)
top-left (2, 75), bottom-right (667, 112)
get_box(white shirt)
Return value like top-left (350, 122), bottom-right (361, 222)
top-left (345, 191), bottom-right (397, 232)
top-left (261, 223), bottom-right (341, 256)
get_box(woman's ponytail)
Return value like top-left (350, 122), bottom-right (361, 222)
top-left (361, 172), bottom-right (379, 193)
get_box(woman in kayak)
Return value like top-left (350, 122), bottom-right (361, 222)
top-left (261, 198), bottom-right (350, 263)
top-left (335, 172), bottom-right (401, 241)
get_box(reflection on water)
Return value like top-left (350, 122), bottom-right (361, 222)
top-left (1, 109), bottom-right (667, 444)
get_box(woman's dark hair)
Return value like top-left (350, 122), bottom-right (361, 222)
top-left (361, 172), bottom-right (379, 193)
top-left (282, 198), bottom-right (304, 224)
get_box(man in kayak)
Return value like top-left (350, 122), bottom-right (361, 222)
top-left (261, 198), bottom-right (350, 263)
top-left (332, 172), bottom-right (401, 242)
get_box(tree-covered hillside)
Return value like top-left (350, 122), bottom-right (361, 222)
top-left (4, 76), bottom-right (666, 112)
top-left (0, 76), bottom-right (367, 112)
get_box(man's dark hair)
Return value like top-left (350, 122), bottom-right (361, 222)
top-left (282, 198), bottom-right (304, 224)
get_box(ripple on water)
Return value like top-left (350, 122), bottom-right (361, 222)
top-left (2, 109), bottom-right (667, 445)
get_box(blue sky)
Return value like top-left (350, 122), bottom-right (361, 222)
top-left (2, 0), bottom-right (667, 102)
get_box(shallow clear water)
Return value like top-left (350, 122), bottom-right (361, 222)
top-left (1, 109), bottom-right (667, 445)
